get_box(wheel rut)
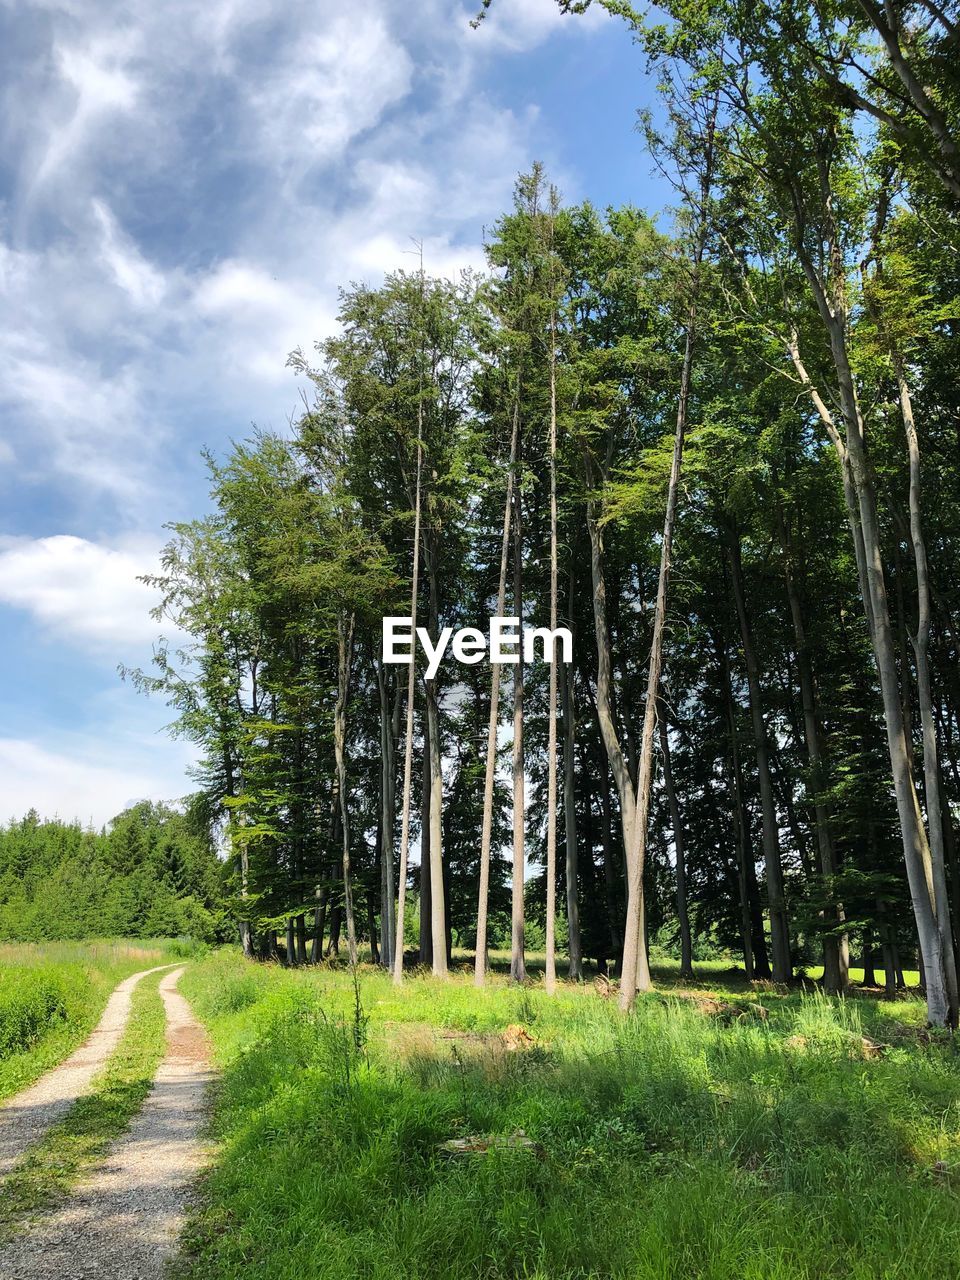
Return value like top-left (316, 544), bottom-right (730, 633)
top-left (0, 963), bottom-right (178, 1179)
top-left (0, 966), bottom-right (215, 1280)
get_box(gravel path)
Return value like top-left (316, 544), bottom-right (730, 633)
top-left (0, 967), bottom-right (215, 1280)
top-left (0, 963), bottom-right (178, 1179)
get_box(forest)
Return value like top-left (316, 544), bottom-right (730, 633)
top-left (124, 0), bottom-right (960, 1027)
top-left (4, 2), bottom-right (960, 1277)
top-left (0, 805), bottom-right (228, 943)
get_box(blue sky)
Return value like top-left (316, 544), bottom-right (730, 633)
top-left (0, 0), bottom-right (670, 826)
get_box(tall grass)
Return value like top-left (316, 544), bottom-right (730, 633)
top-left (0, 966), bottom-right (169, 1238)
top-left (0, 939), bottom-right (175, 1101)
top-left (176, 951), bottom-right (960, 1280)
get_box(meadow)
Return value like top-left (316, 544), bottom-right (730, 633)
top-left (173, 950), bottom-right (960, 1280)
top-left (0, 939), bottom-right (184, 1101)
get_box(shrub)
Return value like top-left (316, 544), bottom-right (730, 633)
top-left (0, 968), bottom-right (72, 1059)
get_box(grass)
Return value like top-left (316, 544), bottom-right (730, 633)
top-left (173, 949), bottom-right (960, 1280)
top-left (0, 964), bottom-right (169, 1239)
top-left (0, 938), bottom-right (189, 1102)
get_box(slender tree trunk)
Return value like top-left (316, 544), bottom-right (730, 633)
top-left (424, 643), bottom-right (447, 975)
top-left (335, 613), bottom-right (358, 969)
top-left (544, 236), bottom-right (560, 994)
top-left (618, 118), bottom-right (714, 1008)
top-left (327, 895), bottom-right (342, 957)
top-left (392, 420), bottom-right (424, 985)
top-left (659, 710), bottom-right (693, 979)
top-left (311, 886), bottom-right (327, 963)
top-left (285, 917), bottom-right (296, 968)
top-left (777, 508), bottom-right (848, 991)
top-left (727, 530), bottom-right (792, 983)
top-left (717, 635), bottom-right (755, 979)
top-left (510, 459), bottom-right (526, 984)
top-left (599, 756), bottom-right (624, 965)
top-left (238, 839), bottom-right (253, 958)
top-left (861, 927), bottom-right (877, 987)
top-left (792, 239), bottom-right (954, 1024)
top-left (475, 392), bottom-right (520, 984)
top-left (367, 890), bottom-right (379, 966)
top-left (377, 663), bottom-right (397, 972)
top-left (895, 355), bottom-right (958, 1023)
top-left (584, 467), bottom-right (651, 996)
top-left (618, 338), bottom-right (689, 1005)
top-left (880, 918), bottom-right (897, 996)
top-left (226, 755), bottom-right (254, 959)
top-left (561, 653), bottom-right (583, 979)
top-left (420, 719), bottom-right (433, 968)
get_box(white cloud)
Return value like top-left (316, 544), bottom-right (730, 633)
top-left (247, 13), bottom-right (414, 176)
top-left (0, 734), bottom-right (196, 828)
top-left (0, 0), bottom-right (615, 831)
top-left (0, 0), bottom-right (602, 526)
top-left (93, 200), bottom-right (167, 308)
top-left (0, 534), bottom-right (173, 653)
top-left (462, 0), bottom-right (607, 51)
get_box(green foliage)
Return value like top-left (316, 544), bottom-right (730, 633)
top-left (175, 952), bottom-right (960, 1279)
top-left (0, 804), bottom-right (229, 945)
top-left (0, 967), bottom-right (70, 1058)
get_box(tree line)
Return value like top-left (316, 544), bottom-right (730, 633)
top-left (134, 0), bottom-right (960, 1024)
top-left (0, 802), bottom-right (228, 942)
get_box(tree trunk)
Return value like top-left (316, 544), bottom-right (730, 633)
top-left (583, 470), bottom-right (653, 997)
top-left (793, 234), bottom-right (954, 1025)
top-left (327, 897), bottom-right (342, 957)
top-left (367, 891), bottom-right (379, 966)
top-left (726, 529), bottom-right (792, 983)
top-left (717, 634), bottom-right (755, 980)
top-left (599, 757), bottom-right (624, 967)
top-left (561, 654), bottom-right (583, 979)
top-left (861, 928), bottom-right (877, 987)
top-left (659, 710), bottom-right (693, 979)
top-left (544, 247), bottom-right (560, 994)
top-left (895, 355), bottom-right (958, 1024)
top-left (424, 670), bottom-right (447, 976)
top-left (335, 613), bottom-right (358, 969)
top-left (377, 663), bottom-right (398, 972)
top-left (510, 458), bottom-right (526, 984)
top-left (311, 886), bottom-right (327, 963)
top-left (392, 421), bottom-right (424, 984)
top-left (777, 504), bottom-right (849, 992)
top-left (617, 116), bottom-right (714, 1008)
top-left (474, 392), bottom-right (520, 984)
top-left (420, 718), bottom-right (433, 969)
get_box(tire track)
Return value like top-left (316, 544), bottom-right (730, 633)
top-left (0, 967), bottom-right (215, 1280)
top-left (0, 963), bottom-right (178, 1179)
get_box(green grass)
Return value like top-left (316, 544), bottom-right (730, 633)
top-left (0, 964), bottom-right (169, 1239)
top-left (0, 939), bottom-right (187, 1102)
top-left (173, 950), bottom-right (960, 1280)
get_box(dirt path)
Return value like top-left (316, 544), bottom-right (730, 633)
top-left (0, 963), bottom-right (178, 1179)
top-left (0, 967), bottom-right (215, 1280)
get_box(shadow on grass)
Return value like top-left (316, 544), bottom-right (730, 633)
top-left (175, 953), bottom-right (960, 1280)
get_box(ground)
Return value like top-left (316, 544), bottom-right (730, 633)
top-left (2, 944), bottom-right (959, 1280)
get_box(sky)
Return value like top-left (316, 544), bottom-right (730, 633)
top-left (0, 0), bottom-right (670, 828)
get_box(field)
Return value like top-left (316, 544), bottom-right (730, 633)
top-left (0, 939), bottom-right (182, 1102)
top-left (171, 950), bottom-right (960, 1280)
